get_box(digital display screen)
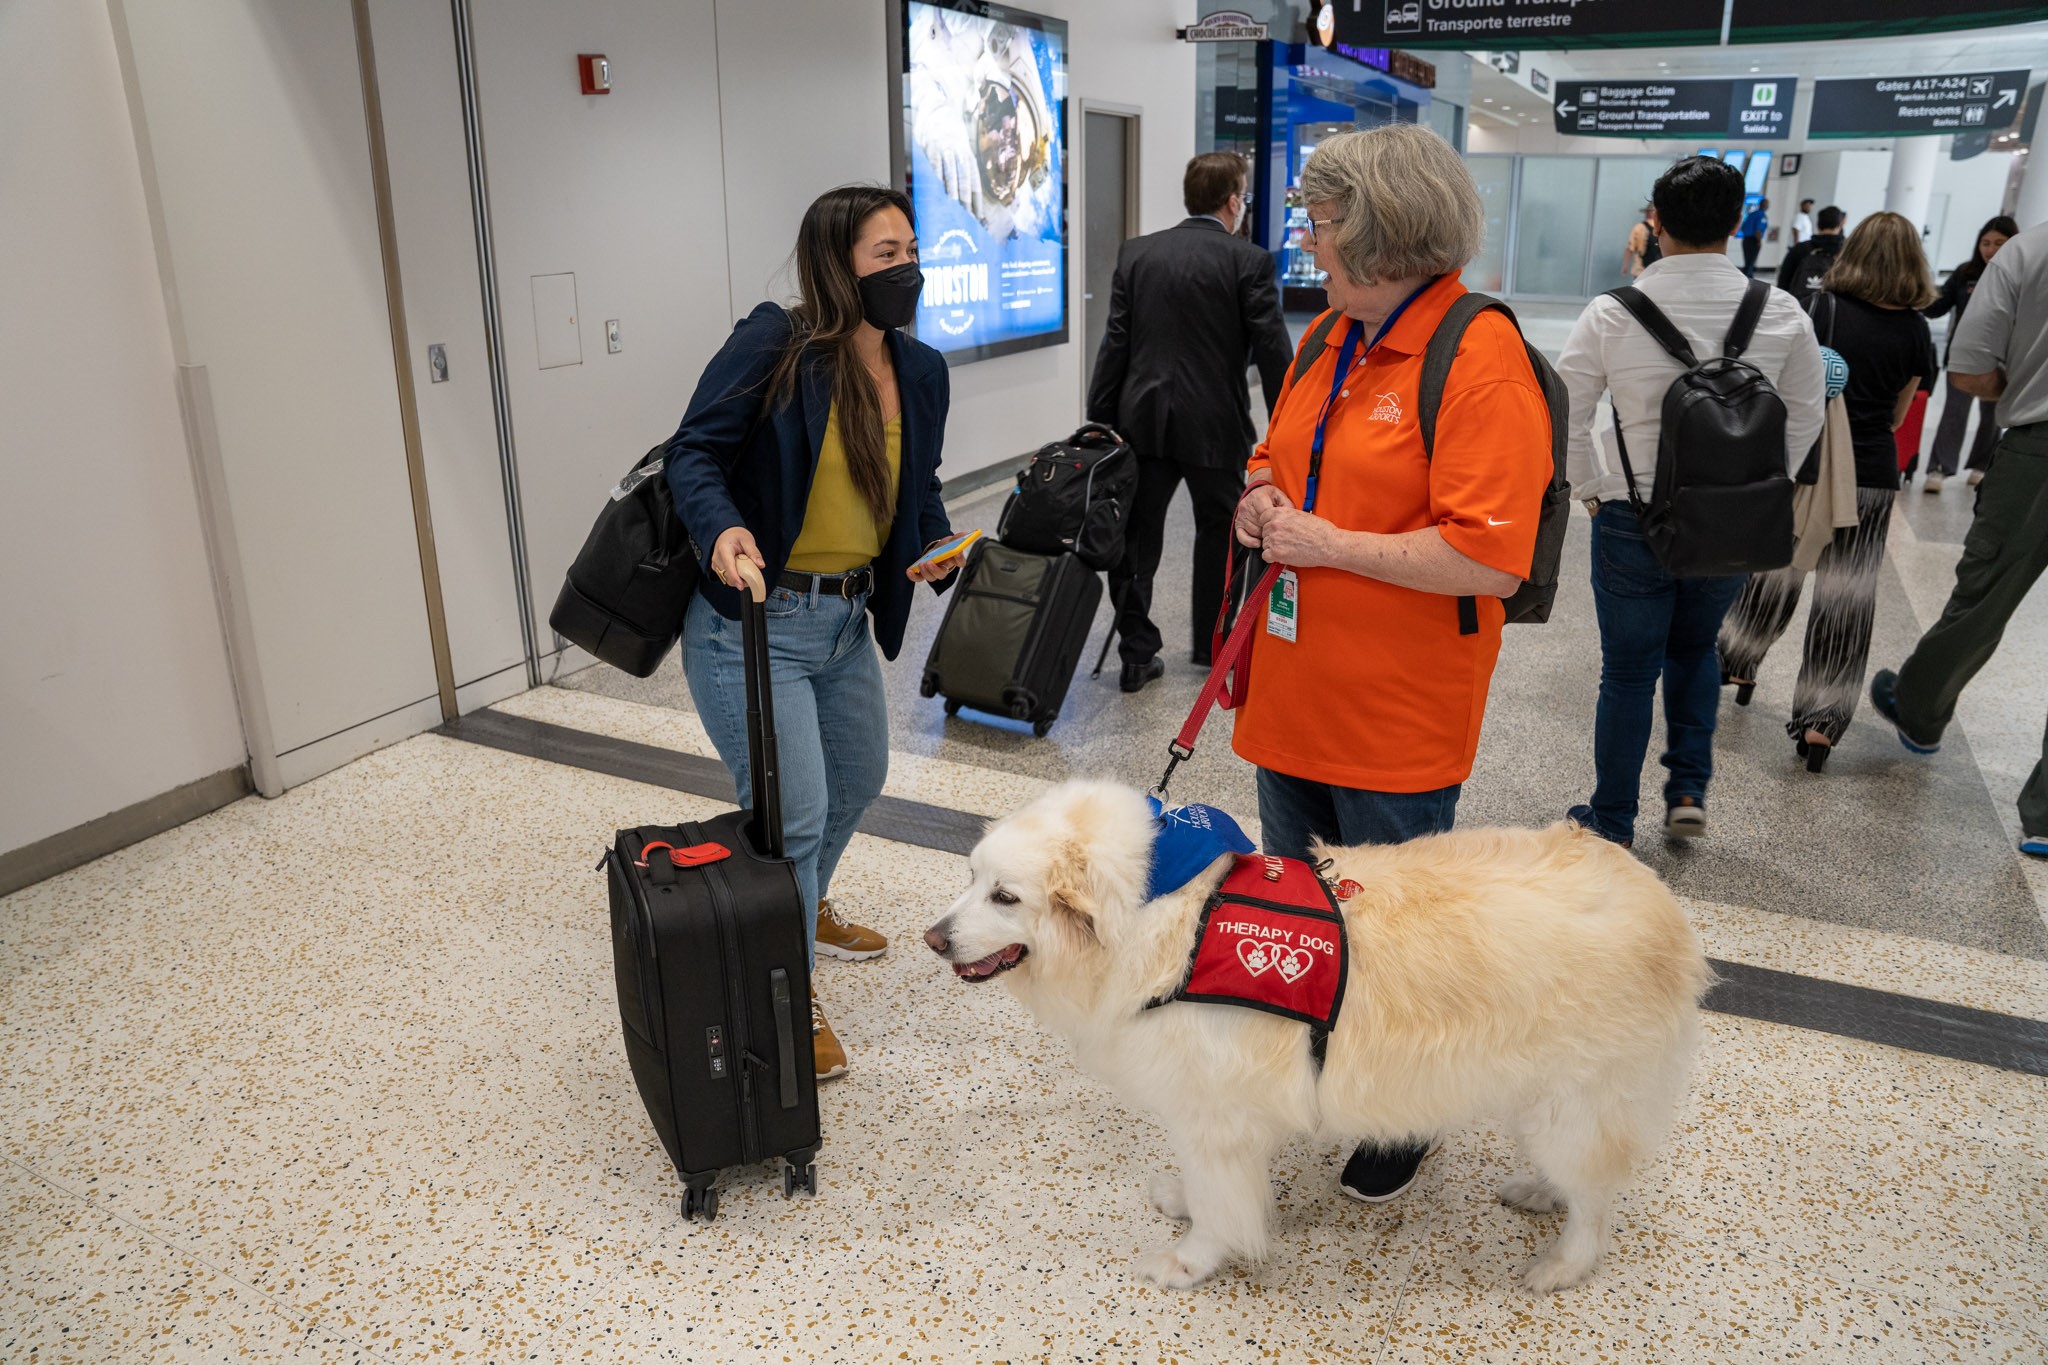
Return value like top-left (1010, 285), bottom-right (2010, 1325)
top-left (902, 0), bottom-right (1069, 365)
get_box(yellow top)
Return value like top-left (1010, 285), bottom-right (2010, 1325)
top-left (786, 406), bottom-right (901, 574)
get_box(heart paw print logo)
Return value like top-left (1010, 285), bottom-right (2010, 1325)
top-left (1235, 939), bottom-right (1275, 977)
top-left (1273, 947), bottom-right (1313, 983)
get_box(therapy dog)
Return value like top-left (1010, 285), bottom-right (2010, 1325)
top-left (925, 780), bottom-right (1710, 1291)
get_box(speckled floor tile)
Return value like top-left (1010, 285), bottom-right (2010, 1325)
top-left (7, 728), bottom-right (2045, 1362)
top-left (0, 1160), bottom-right (375, 1363)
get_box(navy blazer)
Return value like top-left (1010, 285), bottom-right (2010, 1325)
top-left (665, 303), bottom-right (953, 660)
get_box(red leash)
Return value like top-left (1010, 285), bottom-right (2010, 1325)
top-left (1156, 558), bottom-right (1283, 799)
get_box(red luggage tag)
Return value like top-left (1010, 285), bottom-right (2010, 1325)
top-left (636, 841), bottom-right (731, 869)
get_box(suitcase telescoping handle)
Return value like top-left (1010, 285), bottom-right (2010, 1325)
top-left (731, 560), bottom-right (785, 860)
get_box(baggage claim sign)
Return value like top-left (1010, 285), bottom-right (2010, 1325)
top-left (1553, 77), bottom-right (1796, 140)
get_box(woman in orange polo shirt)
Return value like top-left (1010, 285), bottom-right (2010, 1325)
top-left (1232, 125), bottom-right (1553, 1202)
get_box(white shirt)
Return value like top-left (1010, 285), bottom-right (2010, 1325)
top-left (1792, 211), bottom-right (1814, 243)
top-left (1558, 253), bottom-right (1828, 504)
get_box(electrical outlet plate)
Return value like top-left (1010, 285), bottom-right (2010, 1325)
top-left (426, 343), bottom-right (448, 382)
top-left (605, 319), bottom-right (621, 354)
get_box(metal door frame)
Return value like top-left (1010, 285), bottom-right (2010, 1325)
top-left (1076, 101), bottom-right (1142, 409)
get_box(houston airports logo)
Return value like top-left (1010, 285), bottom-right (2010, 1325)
top-left (923, 229), bottom-right (988, 338)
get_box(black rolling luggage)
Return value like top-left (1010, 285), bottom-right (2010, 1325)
top-left (602, 568), bottom-right (819, 1221)
top-left (920, 540), bottom-right (1102, 737)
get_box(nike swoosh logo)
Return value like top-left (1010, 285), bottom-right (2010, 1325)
top-left (1487, 517), bottom-right (1513, 526)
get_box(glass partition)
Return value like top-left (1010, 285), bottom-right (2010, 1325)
top-left (1465, 154), bottom-right (1514, 294)
top-left (1589, 156), bottom-right (1666, 294)
top-left (1512, 156), bottom-right (1597, 299)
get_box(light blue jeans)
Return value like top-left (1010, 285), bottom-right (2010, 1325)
top-left (681, 585), bottom-right (890, 966)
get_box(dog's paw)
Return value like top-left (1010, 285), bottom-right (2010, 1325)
top-left (1520, 1248), bottom-right (1598, 1293)
top-left (1147, 1175), bottom-right (1190, 1222)
top-left (1498, 1174), bottom-right (1565, 1214)
top-left (1132, 1245), bottom-right (1213, 1289)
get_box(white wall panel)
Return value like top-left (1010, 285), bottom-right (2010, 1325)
top-left (365, 0), bottom-right (529, 694)
top-left (713, 0), bottom-right (895, 313)
top-left (468, 0), bottom-right (736, 643)
top-left (0, 0), bottom-right (246, 853)
top-left (118, 0), bottom-right (439, 757)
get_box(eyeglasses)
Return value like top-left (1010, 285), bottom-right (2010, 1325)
top-left (1306, 216), bottom-right (1346, 245)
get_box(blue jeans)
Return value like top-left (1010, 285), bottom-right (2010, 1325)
top-left (1255, 767), bottom-right (1458, 1173)
top-left (1255, 767), bottom-right (1461, 859)
top-left (1585, 503), bottom-right (1745, 843)
top-left (682, 586), bottom-right (890, 966)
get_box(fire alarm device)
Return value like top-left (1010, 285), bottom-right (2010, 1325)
top-left (578, 54), bottom-right (611, 95)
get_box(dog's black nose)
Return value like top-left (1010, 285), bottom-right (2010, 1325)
top-left (924, 926), bottom-right (950, 954)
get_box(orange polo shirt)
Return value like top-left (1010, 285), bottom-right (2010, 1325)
top-left (1231, 276), bottom-right (1552, 792)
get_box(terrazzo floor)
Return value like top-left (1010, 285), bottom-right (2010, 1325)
top-left (5, 699), bottom-right (2046, 1362)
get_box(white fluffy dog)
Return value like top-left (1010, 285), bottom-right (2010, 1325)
top-left (925, 780), bottom-right (1711, 1292)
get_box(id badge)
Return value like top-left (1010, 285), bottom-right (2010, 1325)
top-left (1266, 569), bottom-right (1299, 643)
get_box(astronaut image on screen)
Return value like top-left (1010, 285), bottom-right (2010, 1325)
top-left (904, 0), bottom-right (1066, 358)
top-left (907, 4), bottom-right (1058, 243)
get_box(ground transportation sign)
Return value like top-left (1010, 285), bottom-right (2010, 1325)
top-left (1552, 77), bottom-right (1796, 140)
top-left (1334, 0), bottom-right (1724, 50)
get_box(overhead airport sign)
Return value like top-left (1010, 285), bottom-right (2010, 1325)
top-left (1729, 0), bottom-right (2048, 46)
top-left (1334, 0), bottom-right (1723, 51)
top-left (1807, 70), bottom-right (2030, 139)
top-left (1553, 77), bottom-right (1796, 140)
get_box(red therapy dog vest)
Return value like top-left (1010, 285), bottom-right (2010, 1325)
top-left (1146, 853), bottom-right (1348, 1060)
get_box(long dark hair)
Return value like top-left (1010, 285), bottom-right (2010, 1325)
top-left (1954, 215), bottom-right (2020, 287)
top-left (767, 185), bottom-right (916, 529)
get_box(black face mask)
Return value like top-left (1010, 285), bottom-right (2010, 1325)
top-left (858, 262), bottom-right (924, 331)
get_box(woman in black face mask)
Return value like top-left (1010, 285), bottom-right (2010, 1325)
top-left (666, 185), bottom-right (961, 1082)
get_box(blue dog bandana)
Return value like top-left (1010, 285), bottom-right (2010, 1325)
top-left (1145, 797), bottom-right (1257, 902)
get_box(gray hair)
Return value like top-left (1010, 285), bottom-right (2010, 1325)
top-left (1299, 124), bottom-right (1484, 284)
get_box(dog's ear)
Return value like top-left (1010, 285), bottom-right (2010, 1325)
top-left (1043, 840), bottom-right (1100, 946)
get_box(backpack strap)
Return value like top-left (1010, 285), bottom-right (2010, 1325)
top-left (1605, 286), bottom-right (1701, 369)
top-left (1724, 279), bottom-right (1772, 359)
top-left (1417, 292), bottom-right (1566, 637)
top-left (1288, 309), bottom-right (1344, 387)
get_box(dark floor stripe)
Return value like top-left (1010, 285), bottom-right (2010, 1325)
top-left (1702, 959), bottom-right (2048, 1076)
top-left (438, 709), bottom-right (2048, 1078)
top-left (439, 710), bottom-right (986, 855)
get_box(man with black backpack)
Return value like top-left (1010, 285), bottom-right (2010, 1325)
top-left (1774, 205), bottom-right (1846, 304)
top-left (1556, 156), bottom-right (1826, 848)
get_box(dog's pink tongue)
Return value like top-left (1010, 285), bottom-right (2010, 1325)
top-left (953, 946), bottom-right (1020, 977)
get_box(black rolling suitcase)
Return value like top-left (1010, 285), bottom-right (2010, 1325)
top-left (920, 540), bottom-right (1102, 737)
top-left (602, 566), bottom-right (819, 1221)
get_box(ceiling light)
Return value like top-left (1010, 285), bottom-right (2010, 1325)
top-left (1749, 67), bottom-right (1760, 73)
top-left (1483, 97), bottom-right (1494, 103)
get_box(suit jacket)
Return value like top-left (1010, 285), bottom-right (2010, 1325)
top-left (664, 303), bottom-right (952, 661)
top-left (1086, 216), bottom-right (1292, 470)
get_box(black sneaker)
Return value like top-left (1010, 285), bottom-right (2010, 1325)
top-left (1339, 1139), bottom-right (1436, 1203)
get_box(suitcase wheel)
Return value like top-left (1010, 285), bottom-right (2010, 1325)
top-left (919, 675), bottom-right (937, 699)
top-left (782, 1160), bottom-right (818, 1199)
top-left (683, 1184), bottom-right (718, 1221)
top-left (943, 699), bottom-right (962, 716)
top-left (1032, 719), bottom-right (1053, 738)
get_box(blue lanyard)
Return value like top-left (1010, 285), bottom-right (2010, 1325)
top-left (1304, 282), bottom-right (1432, 514)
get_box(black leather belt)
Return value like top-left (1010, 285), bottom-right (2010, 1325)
top-left (776, 565), bottom-right (874, 599)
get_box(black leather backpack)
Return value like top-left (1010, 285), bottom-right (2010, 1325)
top-left (1606, 281), bottom-right (1795, 578)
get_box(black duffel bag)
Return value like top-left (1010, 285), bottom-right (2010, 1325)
top-left (996, 423), bottom-right (1135, 572)
top-left (549, 446), bottom-right (699, 677)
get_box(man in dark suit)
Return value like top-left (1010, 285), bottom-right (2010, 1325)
top-left (1088, 152), bottom-right (1292, 692)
